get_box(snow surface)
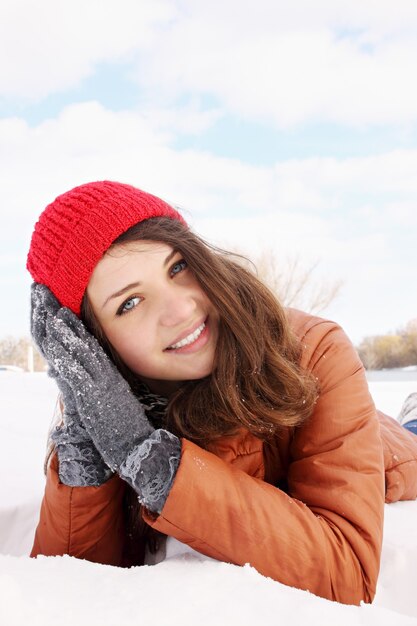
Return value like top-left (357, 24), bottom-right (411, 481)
top-left (1, 372), bottom-right (417, 625)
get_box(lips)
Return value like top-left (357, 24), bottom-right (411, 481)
top-left (165, 319), bottom-right (207, 351)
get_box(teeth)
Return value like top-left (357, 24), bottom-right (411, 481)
top-left (169, 323), bottom-right (205, 349)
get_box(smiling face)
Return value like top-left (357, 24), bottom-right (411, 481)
top-left (86, 240), bottom-right (219, 396)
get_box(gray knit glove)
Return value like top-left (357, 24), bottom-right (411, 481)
top-left (31, 283), bottom-right (112, 486)
top-left (40, 296), bottom-right (181, 514)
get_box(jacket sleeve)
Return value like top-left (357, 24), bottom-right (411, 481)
top-left (143, 320), bottom-right (386, 605)
top-left (31, 453), bottom-right (127, 566)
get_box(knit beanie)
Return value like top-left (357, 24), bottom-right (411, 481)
top-left (27, 181), bottom-right (185, 316)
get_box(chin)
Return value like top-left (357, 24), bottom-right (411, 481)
top-left (188, 367), bottom-right (214, 381)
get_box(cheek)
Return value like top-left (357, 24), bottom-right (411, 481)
top-left (104, 323), bottom-right (150, 364)
top-left (201, 290), bottom-right (216, 315)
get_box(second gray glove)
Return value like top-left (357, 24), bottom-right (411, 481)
top-left (44, 307), bottom-right (181, 513)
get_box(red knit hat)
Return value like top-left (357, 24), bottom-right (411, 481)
top-left (27, 181), bottom-right (186, 315)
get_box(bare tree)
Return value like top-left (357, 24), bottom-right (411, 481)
top-left (239, 248), bottom-right (343, 314)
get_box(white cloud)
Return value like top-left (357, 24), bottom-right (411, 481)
top-left (1, 102), bottom-right (416, 239)
top-left (126, 1), bottom-right (417, 128)
top-left (0, 0), bottom-right (173, 99)
top-left (138, 101), bottom-right (223, 142)
top-left (2, 1), bottom-right (417, 128)
top-left (134, 16), bottom-right (417, 127)
top-left (273, 151), bottom-right (417, 197)
top-left (1, 101), bottom-right (415, 233)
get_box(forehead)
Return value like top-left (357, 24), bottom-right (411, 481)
top-left (88, 240), bottom-right (174, 290)
top-left (107, 240), bottom-right (171, 261)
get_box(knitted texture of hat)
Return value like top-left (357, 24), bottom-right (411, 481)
top-left (27, 181), bottom-right (185, 315)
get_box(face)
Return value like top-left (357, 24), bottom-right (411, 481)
top-left (86, 241), bottom-right (219, 396)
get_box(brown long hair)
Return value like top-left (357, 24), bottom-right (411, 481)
top-left (81, 217), bottom-right (318, 445)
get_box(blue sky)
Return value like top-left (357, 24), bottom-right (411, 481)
top-left (1, 0), bottom-right (417, 345)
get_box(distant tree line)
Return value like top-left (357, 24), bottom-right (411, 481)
top-left (0, 336), bottom-right (45, 371)
top-left (357, 320), bottom-right (417, 370)
top-left (2, 319), bottom-right (416, 373)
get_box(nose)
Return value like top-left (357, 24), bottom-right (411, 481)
top-left (157, 284), bottom-right (197, 328)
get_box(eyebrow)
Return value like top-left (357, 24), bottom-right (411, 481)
top-left (102, 282), bottom-right (141, 310)
top-left (163, 248), bottom-right (177, 267)
top-left (101, 248), bottom-right (179, 310)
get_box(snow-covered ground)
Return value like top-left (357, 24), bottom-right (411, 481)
top-left (1, 372), bottom-right (416, 625)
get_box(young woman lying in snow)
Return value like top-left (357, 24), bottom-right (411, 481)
top-left (27, 181), bottom-right (417, 605)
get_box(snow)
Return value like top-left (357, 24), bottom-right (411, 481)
top-left (1, 372), bottom-right (417, 625)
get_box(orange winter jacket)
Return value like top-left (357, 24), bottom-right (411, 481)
top-left (31, 310), bottom-right (417, 605)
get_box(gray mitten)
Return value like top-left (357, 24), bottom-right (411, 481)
top-left (31, 283), bottom-right (112, 486)
top-left (44, 306), bottom-right (181, 514)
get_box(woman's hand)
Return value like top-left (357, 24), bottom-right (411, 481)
top-left (42, 304), bottom-right (155, 471)
top-left (31, 283), bottom-right (113, 486)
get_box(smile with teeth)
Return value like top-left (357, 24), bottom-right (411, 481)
top-left (167, 322), bottom-right (206, 350)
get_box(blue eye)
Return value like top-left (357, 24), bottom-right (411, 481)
top-left (171, 259), bottom-right (187, 277)
top-left (118, 296), bottom-right (141, 315)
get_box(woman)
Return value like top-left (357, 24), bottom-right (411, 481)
top-left (27, 180), bottom-right (417, 605)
